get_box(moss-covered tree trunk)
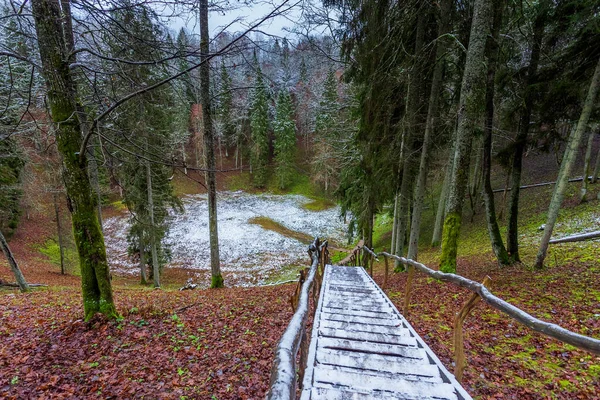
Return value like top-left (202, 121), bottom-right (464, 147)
top-left (439, 0), bottom-right (492, 273)
top-left (482, 0), bottom-right (510, 266)
top-left (32, 0), bottom-right (117, 320)
top-left (432, 148), bottom-right (453, 247)
top-left (535, 57), bottom-right (600, 269)
top-left (200, 0), bottom-right (223, 288)
top-left (505, 1), bottom-right (547, 262)
top-left (407, 0), bottom-right (451, 261)
top-left (0, 230), bottom-right (30, 292)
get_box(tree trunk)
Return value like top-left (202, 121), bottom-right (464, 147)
top-left (580, 123), bottom-right (598, 202)
top-left (432, 149), bottom-right (453, 247)
top-left (394, 10), bottom-right (426, 268)
top-left (407, 0), bottom-right (451, 261)
top-left (592, 140), bottom-right (600, 185)
top-left (53, 192), bottom-right (66, 274)
top-left (200, 0), bottom-right (223, 288)
top-left (390, 193), bottom-right (399, 254)
top-left (32, 0), bottom-right (117, 321)
top-left (139, 237), bottom-right (147, 285)
top-left (146, 157), bottom-right (160, 288)
top-left (506, 1), bottom-right (547, 262)
top-left (535, 57), bottom-right (600, 269)
top-left (0, 230), bottom-right (30, 292)
top-left (481, 0), bottom-right (510, 265)
top-left (439, 0), bottom-right (492, 273)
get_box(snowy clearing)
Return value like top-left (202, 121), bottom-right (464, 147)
top-left (103, 191), bottom-right (348, 286)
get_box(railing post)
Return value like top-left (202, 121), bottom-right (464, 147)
top-left (402, 264), bottom-right (415, 316)
top-left (453, 275), bottom-right (492, 382)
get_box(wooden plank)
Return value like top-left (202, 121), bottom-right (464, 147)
top-left (311, 365), bottom-right (457, 399)
top-left (319, 327), bottom-right (415, 346)
top-left (317, 346), bottom-right (427, 363)
top-left (322, 307), bottom-right (397, 319)
top-left (308, 387), bottom-right (455, 400)
top-left (321, 313), bottom-right (403, 327)
top-left (320, 320), bottom-right (412, 337)
top-left (318, 336), bottom-right (420, 354)
top-left (316, 351), bottom-right (441, 378)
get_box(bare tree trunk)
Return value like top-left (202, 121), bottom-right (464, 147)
top-left (139, 237), bottom-right (147, 285)
top-left (535, 57), bottom-right (600, 269)
top-left (432, 150), bottom-right (453, 247)
top-left (181, 143), bottom-right (188, 175)
top-left (580, 123), bottom-right (598, 202)
top-left (146, 157), bottom-right (160, 288)
top-left (506, 1), bottom-right (547, 262)
top-left (407, 0), bottom-right (451, 261)
top-left (200, 0), bottom-right (223, 288)
top-left (32, 0), bottom-right (117, 321)
top-left (0, 230), bottom-right (30, 292)
top-left (482, 0), bottom-right (510, 265)
top-left (592, 141), bottom-right (600, 186)
top-left (390, 193), bottom-right (399, 254)
top-left (53, 192), bottom-right (66, 274)
top-left (439, 0), bottom-right (492, 273)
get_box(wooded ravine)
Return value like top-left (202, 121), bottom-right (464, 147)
top-left (0, 0), bottom-right (599, 398)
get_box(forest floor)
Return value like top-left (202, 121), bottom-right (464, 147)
top-left (1, 146), bottom-right (600, 399)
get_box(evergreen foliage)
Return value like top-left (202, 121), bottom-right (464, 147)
top-left (273, 90), bottom-right (296, 189)
top-left (250, 55), bottom-right (270, 187)
top-left (0, 139), bottom-right (24, 237)
top-left (104, 4), bottom-right (182, 279)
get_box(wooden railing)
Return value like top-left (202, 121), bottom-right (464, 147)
top-left (266, 238), bottom-right (329, 400)
top-left (351, 245), bottom-right (600, 381)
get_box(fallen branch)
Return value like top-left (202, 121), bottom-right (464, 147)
top-left (493, 175), bottom-right (598, 193)
top-left (549, 231), bottom-right (600, 244)
top-left (0, 279), bottom-right (46, 288)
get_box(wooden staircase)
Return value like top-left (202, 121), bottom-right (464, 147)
top-left (300, 265), bottom-right (472, 400)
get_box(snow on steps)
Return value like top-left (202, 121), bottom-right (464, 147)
top-left (300, 265), bottom-right (472, 400)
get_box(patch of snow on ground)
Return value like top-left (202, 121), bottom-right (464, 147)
top-left (103, 191), bottom-right (348, 286)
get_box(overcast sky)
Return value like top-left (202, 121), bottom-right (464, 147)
top-left (169, 0), bottom-right (304, 39)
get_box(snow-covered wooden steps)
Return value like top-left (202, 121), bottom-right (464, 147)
top-left (300, 265), bottom-right (472, 400)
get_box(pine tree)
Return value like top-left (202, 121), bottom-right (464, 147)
top-left (104, 3), bottom-right (181, 286)
top-left (219, 61), bottom-right (235, 148)
top-left (274, 90), bottom-right (296, 189)
top-left (250, 54), bottom-right (270, 187)
top-left (312, 69), bottom-right (340, 191)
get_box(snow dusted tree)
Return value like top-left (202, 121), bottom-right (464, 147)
top-left (312, 69), bottom-right (339, 191)
top-left (274, 90), bottom-right (296, 189)
top-left (250, 54), bottom-right (270, 188)
top-left (104, 4), bottom-right (181, 287)
top-left (218, 61), bottom-right (235, 151)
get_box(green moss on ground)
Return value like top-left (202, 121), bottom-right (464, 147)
top-left (37, 239), bottom-right (80, 275)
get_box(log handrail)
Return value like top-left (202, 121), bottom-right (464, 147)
top-left (379, 251), bottom-right (600, 355)
top-left (267, 238), bottom-right (321, 400)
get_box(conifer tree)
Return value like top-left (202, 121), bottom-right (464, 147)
top-left (274, 90), bottom-right (296, 189)
top-left (219, 61), bottom-right (235, 149)
top-left (312, 69), bottom-right (340, 191)
top-left (250, 54), bottom-right (270, 187)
